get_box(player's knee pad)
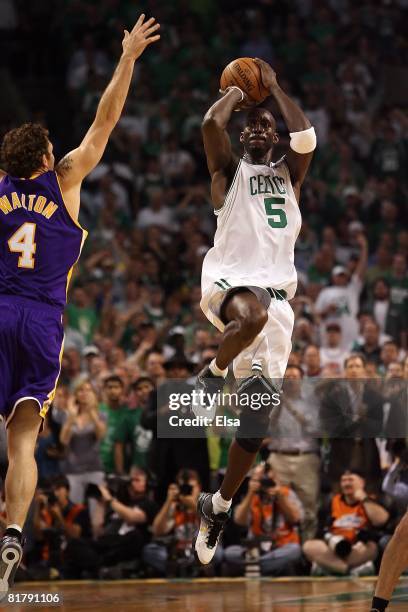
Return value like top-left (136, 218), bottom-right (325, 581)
top-left (235, 374), bottom-right (279, 445)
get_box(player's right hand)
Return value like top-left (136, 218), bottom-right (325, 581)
top-left (219, 86), bottom-right (254, 111)
top-left (122, 14), bottom-right (160, 61)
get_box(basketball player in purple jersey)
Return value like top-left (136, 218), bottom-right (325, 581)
top-left (0, 15), bottom-right (159, 595)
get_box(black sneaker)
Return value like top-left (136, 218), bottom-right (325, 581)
top-left (193, 493), bottom-right (230, 565)
top-left (192, 365), bottom-right (225, 418)
top-left (0, 535), bottom-right (23, 600)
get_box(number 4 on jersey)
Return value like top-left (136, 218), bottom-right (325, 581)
top-left (264, 196), bottom-right (287, 228)
top-left (8, 222), bottom-right (37, 269)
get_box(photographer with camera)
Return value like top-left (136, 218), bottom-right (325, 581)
top-left (303, 471), bottom-right (389, 576)
top-left (223, 464), bottom-right (303, 576)
top-left (143, 469), bottom-right (220, 576)
top-left (31, 476), bottom-right (93, 579)
top-left (87, 466), bottom-right (157, 574)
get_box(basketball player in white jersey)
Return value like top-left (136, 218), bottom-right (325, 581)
top-left (193, 59), bottom-right (316, 564)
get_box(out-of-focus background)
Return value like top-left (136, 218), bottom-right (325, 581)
top-left (0, 0), bottom-right (407, 582)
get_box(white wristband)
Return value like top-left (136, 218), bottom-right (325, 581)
top-left (227, 86), bottom-right (244, 102)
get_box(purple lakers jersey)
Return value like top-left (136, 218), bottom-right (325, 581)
top-left (0, 171), bottom-right (87, 310)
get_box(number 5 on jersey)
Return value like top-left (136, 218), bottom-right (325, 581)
top-left (264, 196), bottom-right (287, 228)
top-left (8, 222), bottom-right (37, 269)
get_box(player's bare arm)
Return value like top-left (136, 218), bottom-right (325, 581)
top-left (202, 88), bottom-right (246, 209)
top-left (255, 58), bottom-right (315, 201)
top-left (56, 14), bottom-right (160, 220)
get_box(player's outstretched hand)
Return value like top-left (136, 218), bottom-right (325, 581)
top-left (122, 14), bottom-right (160, 61)
top-left (253, 58), bottom-right (278, 94)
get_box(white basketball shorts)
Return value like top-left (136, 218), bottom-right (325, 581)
top-left (200, 282), bottom-right (294, 380)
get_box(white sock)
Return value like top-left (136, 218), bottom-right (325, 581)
top-left (212, 490), bottom-right (232, 514)
top-left (209, 359), bottom-right (228, 379)
top-left (6, 524), bottom-right (22, 532)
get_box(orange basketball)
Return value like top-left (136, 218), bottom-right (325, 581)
top-left (220, 57), bottom-right (270, 104)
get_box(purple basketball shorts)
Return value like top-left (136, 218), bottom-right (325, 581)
top-left (0, 295), bottom-right (63, 427)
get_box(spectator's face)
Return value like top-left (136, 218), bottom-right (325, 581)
top-left (345, 357), bottom-right (365, 379)
top-left (381, 343), bottom-right (398, 365)
top-left (365, 362), bottom-right (378, 378)
top-left (332, 271), bottom-right (348, 286)
top-left (130, 472), bottom-right (147, 495)
top-left (145, 353), bottom-right (164, 377)
top-left (283, 366), bottom-right (302, 394)
top-left (89, 356), bottom-right (108, 376)
top-left (75, 382), bottom-right (94, 406)
top-left (374, 280), bottom-right (389, 300)
top-left (53, 485), bottom-right (69, 506)
top-left (72, 287), bottom-right (87, 307)
top-left (66, 348), bottom-right (81, 372)
top-left (303, 346), bottom-right (320, 372)
top-left (194, 329), bottom-right (210, 349)
top-left (393, 254), bottom-right (406, 276)
top-left (363, 322), bottom-right (379, 345)
top-left (108, 347), bottom-right (125, 367)
top-left (104, 381), bottom-right (123, 403)
top-left (386, 362), bottom-right (403, 379)
top-left (340, 473), bottom-right (364, 496)
top-left (358, 313), bottom-right (374, 332)
top-left (134, 380), bottom-right (154, 406)
top-left (326, 328), bottom-right (341, 346)
top-left (287, 351), bottom-right (301, 367)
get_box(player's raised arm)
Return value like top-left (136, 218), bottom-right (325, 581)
top-left (254, 58), bottom-right (316, 199)
top-left (56, 14), bottom-right (160, 216)
top-left (202, 88), bottom-right (245, 208)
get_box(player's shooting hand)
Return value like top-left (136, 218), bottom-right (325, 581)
top-left (253, 58), bottom-right (278, 93)
top-left (122, 14), bottom-right (160, 62)
top-left (219, 86), bottom-right (253, 111)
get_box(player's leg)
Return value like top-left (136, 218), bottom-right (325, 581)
top-left (197, 289), bottom-right (268, 388)
top-left (215, 289), bottom-right (268, 369)
top-left (0, 400), bottom-right (42, 598)
top-left (370, 512), bottom-right (408, 611)
top-left (194, 295), bottom-right (286, 564)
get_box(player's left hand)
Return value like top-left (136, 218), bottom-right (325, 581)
top-left (253, 58), bottom-right (278, 93)
top-left (122, 14), bottom-right (161, 62)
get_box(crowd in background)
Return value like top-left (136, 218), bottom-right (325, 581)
top-left (0, 0), bottom-right (407, 580)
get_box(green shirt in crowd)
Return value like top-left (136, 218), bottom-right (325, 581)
top-left (66, 303), bottom-right (99, 344)
top-left (99, 403), bottom-right (129, 473)
top-left (114, 407), bottom-right (153, 470)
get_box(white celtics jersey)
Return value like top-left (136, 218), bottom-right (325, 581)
top-left (202, 157), bottom-right (301, 299)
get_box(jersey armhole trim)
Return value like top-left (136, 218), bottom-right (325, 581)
top-left (54, 172), bottom-right (88, 236)
top-left (214, 159), bottom-right (242, 217)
